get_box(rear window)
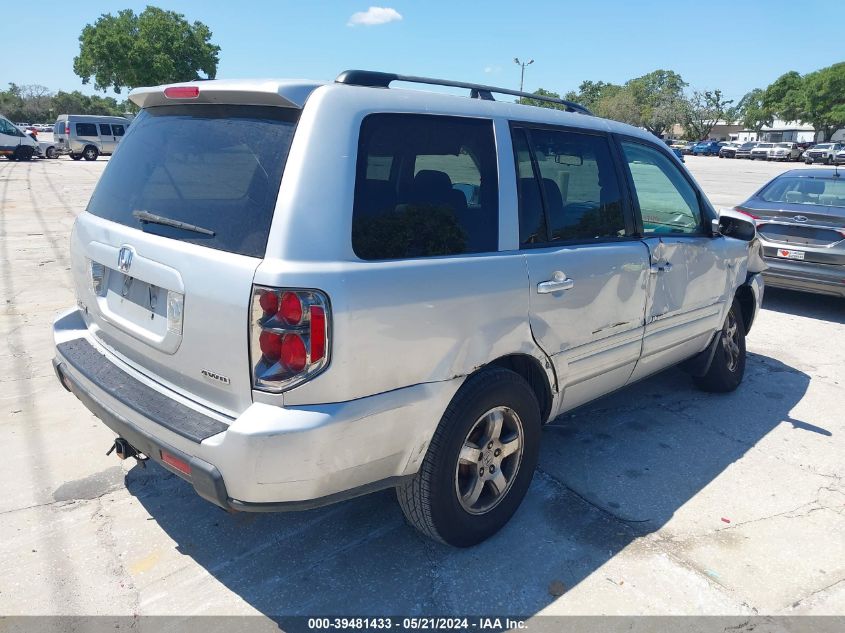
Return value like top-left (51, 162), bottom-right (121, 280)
top-left (85, 105), bottom-right (299, 258)
top-left (759, 177), bottom-right (845, 208)
top-left (352, 114), bottom-right (498, 260)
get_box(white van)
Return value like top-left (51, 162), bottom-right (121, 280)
top-left (54, 114), bottom-right (131, 160)
top-left (0, 114), bottom-right (39, 160)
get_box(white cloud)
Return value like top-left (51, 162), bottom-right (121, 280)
top-left (347, 6), bottom-right (403, 27)
top-left (484, 66), bottom-right (502, 74)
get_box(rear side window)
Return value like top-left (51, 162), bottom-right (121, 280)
top-left (621, 141), bottom-right (703, 234)
top-left (352, 114), bottom-right (498, 260)
top-left (512, 126), bottom-right (626, 245)
top-left (85, 105), bottom-right (299, 258)
top-left (112, 124), bottom-right (125, 136)
top-left (99, 124), bottom-right (112, 135)
top-left (76, 123), bottom-right (97, 136)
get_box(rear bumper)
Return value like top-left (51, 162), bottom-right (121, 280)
top-left (762, 257), bottom-right (845, 298)
top-left (53, 308), bottom-right (460, 511)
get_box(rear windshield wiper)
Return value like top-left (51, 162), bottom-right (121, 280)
top-left (132, 210), bottom-right (215, 237)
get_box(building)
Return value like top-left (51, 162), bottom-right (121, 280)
top-left (733, 120), bottom-right (845, 143)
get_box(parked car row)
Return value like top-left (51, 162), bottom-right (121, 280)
top-left (716, 140), bottom-right (838, 162)
top-left (1, 113), bottom-right (131, 161)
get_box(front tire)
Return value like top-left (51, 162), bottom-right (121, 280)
top-left (694, 300), bottom-right (746, 393)
top-left (397, 367), bottom-right (541, 547)
top-left (70, 153), bottom-right (82, 161)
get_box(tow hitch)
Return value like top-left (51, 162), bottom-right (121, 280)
top-left (106, 438), bottom-right (149, 468)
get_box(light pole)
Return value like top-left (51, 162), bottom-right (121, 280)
top-left (514, 57), bottom-right (534, 92)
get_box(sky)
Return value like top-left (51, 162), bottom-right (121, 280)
top-left (1, 0), bottom-right (842, 103)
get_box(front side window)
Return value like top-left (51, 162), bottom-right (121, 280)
top-left (352, 114), bottom-right (499, 260)
top-left (0, 118), bottom-right (22, 136)
top-left (513, 126), bottom-right (626, 246)
top-left (621, 141), bottom-right (703, 235)
top-left (76, 123), bottom-right (97, 136)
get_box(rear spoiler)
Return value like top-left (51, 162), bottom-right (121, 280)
top-left (129, 79), bottom-right (325, 110)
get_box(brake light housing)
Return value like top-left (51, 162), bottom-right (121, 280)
top-left (733, 206), bottom-right (760, 221)
top-left (250, 286), bottom-right (331, 392)
top-left (164, 86), bottom-right (200, 99)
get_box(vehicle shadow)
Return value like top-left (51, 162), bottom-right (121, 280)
top-left (762, 286), bottom-right (845, 324)
top-left (125, 351), bottom-right (810, 620)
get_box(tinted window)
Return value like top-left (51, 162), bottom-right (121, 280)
top-left (76, 123), bottom-right (97, 136)
top-left (112, 124), bottom-right (125, 136)
top-left (622, 141), bottom-right (702, 234)
top-left (513, 126), bottom-right (626, 245)
top-left (759, 177), bottom-right (845, 208)
top-left (352, 114), bottom-right (498, 260)
top-left (99, 123), bottom-right (112, 135)
top-left (85, 105), bottom-right (299, 258)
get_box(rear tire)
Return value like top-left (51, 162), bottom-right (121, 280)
top-left (397, 367), bottom-right (541, 547)
top-left (70, 153), bottom-right (82, 161)
top-left (83, 146), bottom-right (99, 161)
top-left (694, 300), bottom-right (746, 393)
top-left (46, 146), bottom-right (57, 159)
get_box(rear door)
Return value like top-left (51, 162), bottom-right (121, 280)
top-left (98, 123), bottom-right (115, 153)
top-left (74, 121), bottom-right (99, 152)
top-left (512, 124), bottom-right (650, 412)
top-left (71, 104), bottom-right (299, 416)
top-left (618, 139), bottom-right (732, 382)
top-left (111, 122), bottom-right (126, 149)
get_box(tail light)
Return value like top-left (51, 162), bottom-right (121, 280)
top-left (250, 286), bottom-right (330, 392)
top-left (733, 207), bottom-right (760, 221)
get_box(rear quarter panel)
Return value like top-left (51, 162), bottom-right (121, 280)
top-left (254, 86), bottom-right (547, 407)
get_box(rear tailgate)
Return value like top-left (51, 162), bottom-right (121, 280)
top-left (71, 100), bottom-right (300, 417)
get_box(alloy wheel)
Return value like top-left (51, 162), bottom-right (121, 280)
top-left (722, 310), bottom-right (741, 372)
top-left (455, 406), bottom-right (524, 515)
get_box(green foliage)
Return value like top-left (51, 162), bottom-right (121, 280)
top-left (73, 6), bottom-right (220, 93)
top-left (681, 89), bottom-right (733, 140)
top-left (800, 63), bottom-right (845, 141)
top-left (763, 71), bottom-right (805, 122)
top-left (624, 70), bottom-right (688, 136)
top-left (0, 83), bottom-right (127, 122)
top-left (735, 88), bottom-right (772, 135)
top-left (518, 88), bottom-right (570, 110)
top-left (760, 64), bottom-right (845, 141)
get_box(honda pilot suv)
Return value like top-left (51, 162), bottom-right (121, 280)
top-left (52, 71), bottom-right (764, 547)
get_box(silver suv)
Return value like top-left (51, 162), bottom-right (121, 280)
top-left (52, 71), bottom-right (764, 546)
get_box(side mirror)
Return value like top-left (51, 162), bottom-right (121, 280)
top-left (714, 210), bottom-right (757, 242)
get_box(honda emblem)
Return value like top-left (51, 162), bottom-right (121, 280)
top-left (118, 246), bottom-right (134, 273)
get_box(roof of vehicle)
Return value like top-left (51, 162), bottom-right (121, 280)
top-left (127, 75), bottom-right (659, 144)
top-left (778, 168), bottom-right (843, 179)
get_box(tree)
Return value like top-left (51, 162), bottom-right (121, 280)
top-left (518, 88), bottom-right (570, 110)
top-left (735, 88), bottom-right (773, 138)
top-left (800, 63), bottom-right (845, 141)
top-left (681, 89), bottom-right (733, 140)
top-left (763, 71), bottom-right (805, 122)
top-left (73, 6), bottom-right (220, 93)
top-left (564, 80), bottom-right (621, 112)
top-left (624, 70), bottom-right (688, 136)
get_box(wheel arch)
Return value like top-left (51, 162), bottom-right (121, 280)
top-left (735, 283), bottom-right (757, 334)
top-left (484, 353), bottom-right (555, 424)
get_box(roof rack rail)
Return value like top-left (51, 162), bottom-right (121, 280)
top-left (334, 70), bottom-right (593, 116)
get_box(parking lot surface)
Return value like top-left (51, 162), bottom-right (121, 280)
top-left (0, 155), bottom-right (843, 619)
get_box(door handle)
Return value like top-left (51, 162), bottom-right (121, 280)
top-left (537, 271), bottom-right (574, 294)
top-left (649, 261), bottom-right (673, 274)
